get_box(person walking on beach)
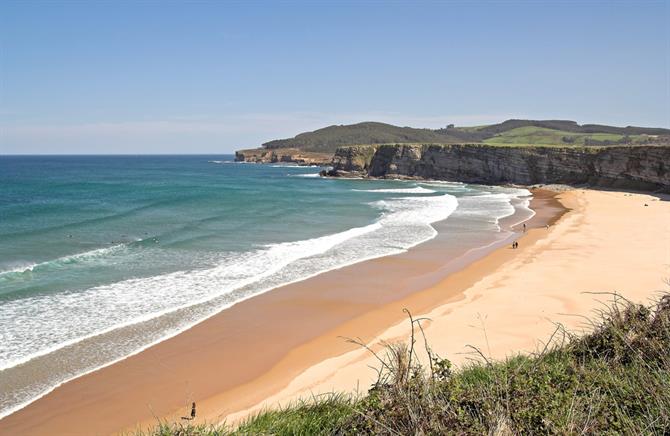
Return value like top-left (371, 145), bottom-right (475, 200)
top-left (182, 402), bottom-right (196, 420)
top-left (523, 223), bottom-right (526, 232)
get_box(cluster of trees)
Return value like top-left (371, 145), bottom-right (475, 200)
top-left (561, 135), bottom-right (653, 146)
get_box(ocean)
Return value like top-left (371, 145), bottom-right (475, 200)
top-left (0, 155), bottom-right (532, 419)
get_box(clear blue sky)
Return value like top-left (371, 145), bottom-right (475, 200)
top-left (1, 0), bottom-right (668, 154)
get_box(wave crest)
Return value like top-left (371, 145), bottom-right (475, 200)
top-left (353, 186), bottom-right (436, 194)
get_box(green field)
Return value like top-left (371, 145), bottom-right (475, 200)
top-left (239, 119), bottom-right (668, 155)
top-left (482, 126), bottom-right (649, 146)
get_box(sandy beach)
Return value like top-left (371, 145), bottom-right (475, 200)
top-left (224, 188), bottom-right (669, 425)
top-left (1, 188), bottom-right (668, 435)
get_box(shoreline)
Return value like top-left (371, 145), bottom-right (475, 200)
top-left (0, 176), bottom-right (464, 420)
top-left (0, 193), bottom-right (450, 423)
top-left (222, 187), bottom-right (668, 427)
top-left (3, 187), bottom-right (667, 436)
top-left (207, 189), bottom-right (566, 427)
top-left (0, 188), bottom-right (554, 435)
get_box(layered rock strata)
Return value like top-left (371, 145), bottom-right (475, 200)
top-left (326, 144), bottom-right (670, 192)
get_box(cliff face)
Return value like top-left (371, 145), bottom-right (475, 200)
top-left (329, 144), bottom-right (670, 192)
top-left (234, 148), bottom-right (331, 166)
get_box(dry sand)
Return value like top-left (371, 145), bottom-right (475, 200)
top-left (223, 189), bottom-right (670, 425)
top-left (0, 189), bottom-right (667, 435)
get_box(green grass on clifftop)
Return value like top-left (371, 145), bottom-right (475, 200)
top-left (482, 126), bottom-right (651, 146)
top-left (140, 292), bottom-right (670, 435)
top-left (252, 119), bottom-right (669, 154)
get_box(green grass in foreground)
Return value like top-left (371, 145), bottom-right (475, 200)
top-left (141, 292), bottom-right (670, 435)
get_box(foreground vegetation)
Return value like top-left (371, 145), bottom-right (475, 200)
top-left (142, 292), bottom-right (670, 435)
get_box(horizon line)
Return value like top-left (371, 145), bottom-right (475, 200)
top-left (0, 153), bottom-right (238, 156)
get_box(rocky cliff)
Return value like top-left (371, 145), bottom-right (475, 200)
top-left (234, 148), bottom-right (331, 166)
top-left (328, 144), bottom-right (670, 192)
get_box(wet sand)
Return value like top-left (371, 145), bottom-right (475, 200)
top-left (225, 189), bottom-right (669, 426)
top-left (0, 189), bottom-right (615, 435)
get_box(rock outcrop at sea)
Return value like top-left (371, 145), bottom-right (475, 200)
top-left (234, 147), bottom-right (332, 166)
top-left (326, 144), bottom-right (670, 192)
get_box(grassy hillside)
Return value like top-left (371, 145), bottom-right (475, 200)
top-left (262, 122), bottom-right (465, 152)
top-left (144, 292), bottom-right (670, 435)
top-left (481, 126), bottom-right (654, 146)
top-left (448, 119), bottom-right (670, 139)
top-left (254, 120), bottom-right (669, 154)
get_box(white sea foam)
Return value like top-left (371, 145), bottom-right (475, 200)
top-left (0, 262), bottom-right (38, 275)
top-left (0, 190), bottom-right (461, 419)
top-left (0, 226), bottom-right (379, 369)
top-left (0, 243), bottom-right (135, 280)
top-left (0, 193), bottom-right (455, 369)
top-left (452, 188), bottom-right (533, 231)
top-left (292, 173), bottom-right (321, 178)
top-left (418, 180), bottom-right (465, 186)
top-left (353, 186), bottom-right (436, 194)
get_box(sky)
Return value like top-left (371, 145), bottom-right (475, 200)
top-left (1, 0), bottom-right (669, 154)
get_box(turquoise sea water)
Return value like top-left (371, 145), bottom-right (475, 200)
top-left (0, 155), bottom-right (532, 418)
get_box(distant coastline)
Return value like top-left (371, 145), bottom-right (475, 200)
top-left (234, 119), bottom-right (670, 193)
